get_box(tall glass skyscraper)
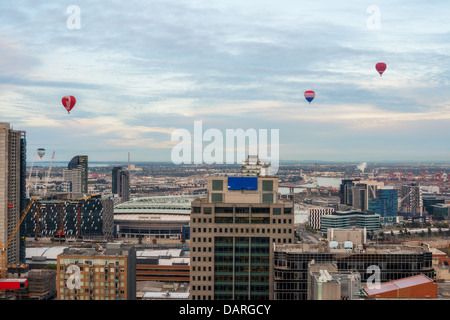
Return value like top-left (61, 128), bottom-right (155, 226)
top-left (368, 187), bottom-right (398, 223)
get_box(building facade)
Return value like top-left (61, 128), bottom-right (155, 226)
top-left (0, 123), bottom-right (27, 265)
top-left (320, 210), bottom-right (380, 233)
top-left (274, 242), bottom-right (434, 300)
top-left (400, 184), bottom-right (423, 215)
top-left (112, 167), bottom-right (130, 203)
top-left (24, 197), bottom-right (114, 241)
top-left (308, 207), bottom-right (335, 230)
top-left (368, 186), bottom-right (398, 223)
top-left (57, 242), bottom-right (136, 300)
top-left (190, 176), bottom-right (294, 300)
top-left (66, 155), bottom-right (88, 195)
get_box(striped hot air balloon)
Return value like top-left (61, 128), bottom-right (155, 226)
top-left (304, 90), bottom-right (315, 104)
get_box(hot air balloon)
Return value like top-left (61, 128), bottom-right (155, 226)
top-left (37, 148), bottom-right (46, 159)
top-left (304, 90), bottom-right (315, 104)
top-left (376, 62), bottom-right (387, 77)
top-left (62, 96), bottom-right (76, 113)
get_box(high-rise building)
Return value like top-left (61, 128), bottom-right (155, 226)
top-left (63, 167), bottom-right (82, 194)
top-left (190, 176), bottom-right (294, 300)
top-left (57, 242), bottom-right (136, 300)
top-left (399, 184), bottom-right (423, 215)
top-left (339, 179), bottom-right (384, 212)
top-left (241, 155), bottom-right (271, 177)
top-left (368, 186), bottom-right (398, 223)
top-left (351, 180), bottom-right (384, 212)
top-left (65, 155), bottom-right (88, 194)
top-left (112, 167), bottom-right (130, 203)
top-left (339, 179), bottom-right (356, 206)
top-left (0, 123), bottom-right (27, 265)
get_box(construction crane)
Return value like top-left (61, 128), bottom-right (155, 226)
top-left (0, 196), bottom-right (37, 279)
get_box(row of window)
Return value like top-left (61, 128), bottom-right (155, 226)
top-left (192, 206), bottom-right (292, 214)
top-left (191, 228), bottom-right (293, 237)
top-left (192, 217), bottom-right (292, 225)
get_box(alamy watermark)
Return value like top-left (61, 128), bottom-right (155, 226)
top-left (66, 5), bottom-right (81, 30)
top-left (170, 121), bottom-right (280, 174)
top-left (366, 5), bottom-right (381, 30)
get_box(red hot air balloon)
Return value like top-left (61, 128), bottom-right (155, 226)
top-left (376, 62), bottom-right (387, 77)
top-left (304, 90), bottom-right (315, 104)
top-left (62, 96), bottom-right (76, 113)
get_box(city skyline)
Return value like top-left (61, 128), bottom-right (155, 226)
top-left (1, 1), bottom-right (450, 163)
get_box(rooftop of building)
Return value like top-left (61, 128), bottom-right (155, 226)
top-left (275, 241), bottom-right (431, 255)
top-left (114, 213), bottom-right (190, 223)
top-left (363, 274), bottom-right (435, 297)
top-left (114, 195), bottom-right (202, 214)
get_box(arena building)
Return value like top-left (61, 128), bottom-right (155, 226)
top-left (114, 195), bottom-right (201, 239)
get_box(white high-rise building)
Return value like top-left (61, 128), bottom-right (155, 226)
top-left (241, 155), bottom-right (271, 177)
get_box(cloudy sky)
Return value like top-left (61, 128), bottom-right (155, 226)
top-left (1, 0), bottom-right (450, 164)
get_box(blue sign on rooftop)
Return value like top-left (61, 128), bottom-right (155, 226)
top-left (227, 177), bottom-right (258, 190)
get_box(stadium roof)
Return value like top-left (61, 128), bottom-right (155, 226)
top-left (114, 195), bottom-right (204, 215)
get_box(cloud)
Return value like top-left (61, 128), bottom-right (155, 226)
top-left (2, 1), bottom-right (450, 161)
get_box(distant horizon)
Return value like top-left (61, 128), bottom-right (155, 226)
top-left (26, 159), bottom-right (450, 166)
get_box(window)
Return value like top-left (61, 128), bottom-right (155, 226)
top-left (192, 206), bottom-right (201, 213)
top-left (273, 208), bottom-right (281, 215)
top-left (212, 180), bottom-right (223, 191)
top-left (262, 180), bottom-right (273, 191)
top-left (262, 193), bottom-right (274, 203)
top-left (204, 207), bottom-right (212, 214)
top-left (211, 193), bottom-right (223, 203)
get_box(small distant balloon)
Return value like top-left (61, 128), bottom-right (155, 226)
top-left (62, 96), bottom-right (76, 113)
top-left (376, 62), bottom-right (387, 77)
top-left (304, 90), bottom-right (315, 104)
top-left (37, 148), bottom-right (46, 159)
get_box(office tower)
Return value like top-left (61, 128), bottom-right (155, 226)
top-left (368, 186), bottom-right (398, 223)
top-left (339, 179), bottom-right (355, 206)
top-left (0, 123), bottom-right (27, 265)
top-left (112, 167), bottom-right (130, 203)
top-left (65, 155), bottom-right (88, 194)
top-left (351, 180), bottom-right (384, 212)
top-left (57, 242), bottom-right (136, 300)
top-left (241, 155), bottom-right (271, 177)
top-left (190, 176), bottom-right (294, 300)
top-left (400, 184), bottom-right (423, 215)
